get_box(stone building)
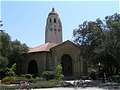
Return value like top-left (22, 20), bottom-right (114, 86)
top-left (17, 8), bottom-right (88, 78)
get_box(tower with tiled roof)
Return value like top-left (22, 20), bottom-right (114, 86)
top-left (45, 8), bottom-right (62, 43)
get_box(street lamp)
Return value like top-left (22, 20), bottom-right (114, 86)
top-left (98, 62), bottom-right (101, 72)
top-left (97, 62), bottom-right (102, 80)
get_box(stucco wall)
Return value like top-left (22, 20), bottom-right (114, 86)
top-left (50, 41), bottom-right (85, 77)
top-left (17, 41), bottom-right (88, 77)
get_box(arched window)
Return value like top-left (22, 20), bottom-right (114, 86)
top-left (58, 29), bottom-right (60, 32)
top-left (54, 18), bottom-right (56, 23)
top-left (28, 60), bottom-right (38, 74)
top-left (61, 54), bottom-right (72, 76)
top-left (49, 18), bottom-right (52, 23)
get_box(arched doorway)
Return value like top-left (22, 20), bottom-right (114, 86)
top-left (28, 60), bottom-right (38, 74)
top-left (61, 54), bottom-right (73, 76)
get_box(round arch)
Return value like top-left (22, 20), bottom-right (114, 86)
top-left (28, 60), bottom-right (38, 74)
top-left (61, 54), bottom-right (73, 76)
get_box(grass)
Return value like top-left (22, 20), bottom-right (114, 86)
top-left (0, 74), bottom-right (61, 89)
top-left (0, 84), bottom-right (17, 90)
top-left (30, 80), bottom-right (58, 88)
top-left (0, 79), bottom-right (59, 89)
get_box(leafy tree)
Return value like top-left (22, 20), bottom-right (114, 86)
top-left (104, 13), bottom-right (120, 63)
top-left (73, 20), bottom-right (104, 65)
top-left (73, 13), bottom-right (120, 76)
top-left (0, 55), bottom-right (8, 70)
top-left (55, 64), bottom-right (63, 81)
top-left (8, 40), bottom-right (28, 67)
top-left (73, 20), bottom-right (104, 46)
top-left (0, 21), bottom-right (11, 71)
top-left (0, 20), bottom-right (28, 77)
top-left (94, 13), bottom-right (120, 75)
top-left (99, 13), bottom-right (120, 75)
top-left (0, 32), bottom-right (11, 57)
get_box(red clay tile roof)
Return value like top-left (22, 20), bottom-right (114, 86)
top-left (28, 42), bottom-right (58, 53)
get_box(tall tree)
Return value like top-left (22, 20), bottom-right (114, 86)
top-left (8, 39), bottom-right (28, 67)
top-left (104, 13), bottom-right (120, 63)
top-left (0, 20), bottom-right (28, 71)
top-left (0, 20), bottom-right (10, 70)
top-left (73, 20), bottom-right (104, 65)
top-left (73, 13), bottom-right (120, 75)
top-left (100, 13), bottom-right (120, 75)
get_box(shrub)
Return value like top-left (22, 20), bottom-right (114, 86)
top-left (30, 80), bottom-right (57, 88)
top-left (15, 75), bottom-right (26, 80)
top-left (32, 73), bottom-right (39, 78)
top-left (24, 74), bottom-right (33, 79)
top-left (11, 63), bottom-right (16, 73)
top-left (6, 63), bottom-right (16, 76)
top-left (1, 76), bottom-right (15, 84)
top-left (112, 75), bottom-right (120, 83)
top-left (6, 69), bottom-right (15, 76)
top-left (42, 71), bottom-right (55, 80)
top-left (55, 64), bottom-right (63, 81)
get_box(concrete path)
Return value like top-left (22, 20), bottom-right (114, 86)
top-left (31, 87), bottom-right (105, 90)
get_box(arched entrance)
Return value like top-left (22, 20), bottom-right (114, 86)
top-left (28, 60), bottom-right (38, 74)
top-left (61, 54), bottom-right (73, 76)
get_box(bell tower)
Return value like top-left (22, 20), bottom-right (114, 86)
top-left (45, 8), bottom-right (62, 43)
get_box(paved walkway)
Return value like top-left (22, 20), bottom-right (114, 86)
top-left (31, 87), bottom-right (105, 90)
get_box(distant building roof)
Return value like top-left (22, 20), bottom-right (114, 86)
top-left (28, 42), bottom-right (58, 53)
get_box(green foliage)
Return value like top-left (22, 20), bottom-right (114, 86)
top-left (0, 30), bottom-right (11, 70)
top-left (8, 39), bottom-right (28, 67)
top-left (24, 74), bottom-right (33, 79)
top-left (55, 64), bottom-right (63, 81)
top-left (42, 71), bottom-right (55, 80)
top-left (6, 63), bottom-right (16, 76)
top-left (0, 85), bottom-right (17, 89)
top-left (112, 75), bottom-right (120, 83)
top-left (2, 76), bottom-right (15, 81)
top-left (6, 69), bottom-right (15, 77)
top-left (11, 63), bottom-right (16, 72)
top-left (0, 55), bottom-right (8, 70)
top-left (73, 13), bottom-right (120, 76)
top-left (1, 76), bottom-right (15, 84)
top-left (30, 80), bottom-right (57, 88)
top-left (0, 31), bottom-right (11, 57)
top-left (0, 20), bottom-right (28, 73)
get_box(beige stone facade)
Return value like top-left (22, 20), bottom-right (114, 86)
top-left (17, 40), bottom-right (88, 78)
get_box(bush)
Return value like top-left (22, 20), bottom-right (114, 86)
top-left (24, 74), bottom-right (33, 79)
top-left (42, 71), bottom-right (55, 80)
top-left (6, 63), bottom-right (16, 76)
top-left (30, 80), bottom-right (57, 88)
top-left (112, 75), bottom-right (120, 83)
top-left (15, 75), bottom-right (26, 80)
top-left (32, 73), bottom-right (39, 78)
top-left (1, 76), bottom-right (15, 84)
top-left (11, 63), bottom-right (16, 73)
top-left (55, 64), bottom-right (63, 81)
top-left (6, 69), bottom-right (15, 76)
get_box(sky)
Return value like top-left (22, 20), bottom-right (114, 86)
top-left (1, 0), bottom-right (119, 47)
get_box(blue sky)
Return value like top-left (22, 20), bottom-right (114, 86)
top-left (1, 0), bottom-right (119, 47)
